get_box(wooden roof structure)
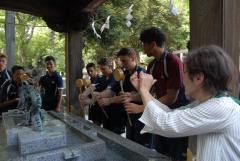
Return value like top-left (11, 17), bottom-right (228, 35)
top-left (0, 0), bottom-right (105, 32)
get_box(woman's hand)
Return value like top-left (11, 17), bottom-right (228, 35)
top-left (139, 72), bottom-right (157, 92)
top-left (131, 71), bottom-right (157, 92)
top-left (130, 71), bottom-right (140, 91)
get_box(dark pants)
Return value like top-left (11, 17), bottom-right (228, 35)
top-left (89, 103), bottom-right (103, 125)
top-left (102, 104), bottom-right (126, 135)
top-left (151, 135), bottom-right (188, 161)
top-left (126, 114), bottom-right (151, 147)
top-left (42, 97), bottom-right (57, 111)
top-left (0, 104), bottom-right (17, 115)
top-left (103, 121), bottom-right (125, 134)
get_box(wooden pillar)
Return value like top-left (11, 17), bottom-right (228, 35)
top-left (189, 0), bottom-right (240, 156)
top-left (190, 0), bottom-right (240, 97)
top-left (65, 31), bottom-right (84, 112)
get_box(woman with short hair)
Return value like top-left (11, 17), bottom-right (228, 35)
top-left (131, 45), bottom-right (240, 161)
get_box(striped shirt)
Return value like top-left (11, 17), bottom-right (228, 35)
top-left (139, 97), bottom-right (240, 161)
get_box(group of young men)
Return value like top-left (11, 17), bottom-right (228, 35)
top-left (0, 26), bottom-right (190, 160)
top-left (0, 26), bottom-right (238, 161)
top-left (0, 55), bottom-right (64, 115)
top-left (79, 27), bottom-right (189, 161)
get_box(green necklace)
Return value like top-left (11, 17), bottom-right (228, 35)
top-left (214, 92), bottom-right (240, 105)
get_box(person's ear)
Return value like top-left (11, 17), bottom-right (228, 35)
top-left (130, 55), bottom-right (135, 62)
top-left (194, 72), bottom-right (204, 86)
top-left (109, 65), bottom-right (113, 70)
top-left (150, 41), bottom-right (156, 48)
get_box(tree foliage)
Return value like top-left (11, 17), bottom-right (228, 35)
top-left (0, 11), bottom-right (65, 71)
top-left (83, 0), bottom-right (189, 64)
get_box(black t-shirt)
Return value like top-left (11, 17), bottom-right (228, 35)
top-left (96, 74), bottom-right (116, 92)
top-left (0, 80), bottom-right (19, 114)
top-left (0, 80), bottom-right (19, 102)
top-left (39, 71), bottom-right (63, 110)
top-left (111, 65), bottom-right (146, 94)
top-left (0, 69), bottom-right (11, 87)
top-left (39, 71), bottom-right (63, 101)
top-left (110, 66), bottom-right (146, 120)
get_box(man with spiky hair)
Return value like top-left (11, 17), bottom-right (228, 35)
top-left (0, 65), bottom-right (25, 115)
top-left (39, 56), bottom-right (63, 112)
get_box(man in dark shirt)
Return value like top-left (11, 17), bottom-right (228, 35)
top-left (140, 27), bottom-right (188, 161)
top-left (93, 58), bottom-right (126, 135)
top-left (97, 48), bottom-right (151, 146)
top-left (123, 28), bottom-right (188, 160)
top-left (39, 56), bottom-right (63, 112)
top-left (0, 65), bottom-right (25, 115)
top-left (119, 48), bottom-right (151, 146)
top-left (0, 54), bottom-right (11, 87)
top-left (79, 63), bottom-right (103, 125)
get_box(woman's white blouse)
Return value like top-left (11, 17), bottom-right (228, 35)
top-left (139, 97), bottom-right (240, 161)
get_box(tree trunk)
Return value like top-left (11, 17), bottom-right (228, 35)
top-left (5, 10), bottom-right (16, 70)
top-left (50, 30), bottom-right (55, 49)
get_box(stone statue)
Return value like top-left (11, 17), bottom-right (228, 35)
top-left (17, 77), bottom-right (44, 131)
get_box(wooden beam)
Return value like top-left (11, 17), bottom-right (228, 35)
top-left (83, 0), bottom-right (106, 12)
top-left (0, 0), bottom-right (62, 18)
top-left (0, 0), bottom-right (107, 32)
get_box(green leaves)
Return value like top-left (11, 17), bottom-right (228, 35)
top-left (83, 0), bottom-right (189, 64)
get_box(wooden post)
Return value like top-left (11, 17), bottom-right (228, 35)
top-left (65, 31), bottom-right (84, 112)
top-left (189, 0), bottom-right (240, 156)
top-left (190, 0), bottom-right (240, 97)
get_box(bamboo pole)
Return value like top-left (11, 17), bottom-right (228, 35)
top-left (113, 68), bottom-right (132, 127)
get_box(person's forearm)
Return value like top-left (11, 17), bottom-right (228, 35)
top-left (137, 104), bottom-right (144, 113)
top-left (139, 88), bottom-right (154, 107)
top-left (101, 89), bottom-right (114, 98)
top-left (82, 88), bottom-right (91, 97)
top-left (153, 99), bottom-right (172, 112)
top-left (158, 89), bottom-right (179, 106)
top-left (131, 92), bottom-right (142, 102)
top-left (110, 96), bottom-right (122, 104)
top-left (159, 95), bottom-right (176, 106)
top-left (0, 99), bottom-right (19, 109)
